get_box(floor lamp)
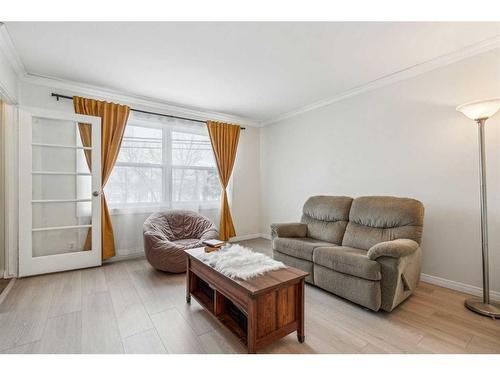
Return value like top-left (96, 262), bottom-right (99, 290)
top-left (456, 98), bottom-right (500, 319)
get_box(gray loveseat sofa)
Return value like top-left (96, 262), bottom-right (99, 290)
top-left (271, 196), bottom-right (424, 312)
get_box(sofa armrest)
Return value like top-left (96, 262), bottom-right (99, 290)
top-left (367, 239), bottom-right (419, 260)
top-left (270, 223), bottom-right (307, 239)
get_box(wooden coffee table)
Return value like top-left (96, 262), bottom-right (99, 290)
top-left (185, 247), bottom-right (308, 353)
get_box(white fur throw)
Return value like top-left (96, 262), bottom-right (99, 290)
top-left (196, 244), bottom-right (286, 280)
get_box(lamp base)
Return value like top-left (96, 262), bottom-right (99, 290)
top-left (465, 298), bottom-right (500, 319)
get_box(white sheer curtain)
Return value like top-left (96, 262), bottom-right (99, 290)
top-left (104, 112), bottom-right (223, 257)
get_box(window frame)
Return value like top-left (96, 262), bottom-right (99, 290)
top-left (106, 118), bottom-right (222, 214)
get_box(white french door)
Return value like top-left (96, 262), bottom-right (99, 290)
top-left (19, 107), bottom-right (102, 277)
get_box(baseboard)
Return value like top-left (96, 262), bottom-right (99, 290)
top-left (2, 271), bottom-right (16, 279)
top-left (259, 233), bottom-right (272, 240)
top-left (106, 234), bottom-right (264, 263)
top-left (229, 233), bottom-right (263, 242)
top-left (421, 273), bottom-right (500, 302)
top-left (0, 278), bottom-right (16, 306)
top-left (104, 252), bottom-right (145, 264)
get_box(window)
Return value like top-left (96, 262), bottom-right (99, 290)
top-left (171, 131), bottom-right (221, 203)
top-left (105, 114), bottom-right (221, 211)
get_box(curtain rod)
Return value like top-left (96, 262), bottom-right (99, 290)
top-left (50, 93), bottom-right (246, 130)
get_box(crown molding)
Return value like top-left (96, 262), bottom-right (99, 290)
top-left (262, 34), bottom-right (500, 126)
top-left (20, 73), bottom-right (261, 127)
top-left (0, 23), bottom-right (26, 76)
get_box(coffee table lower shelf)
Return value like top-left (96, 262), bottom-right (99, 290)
top-left (190, 287), bottom-right (248, 345)
top-left (185, 252), bottom-right (307, 354)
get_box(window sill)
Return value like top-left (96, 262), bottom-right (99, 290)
top-left (109, 205), bottom-right (170, 216)
top-left (108, 203), bottom-right (219, 216)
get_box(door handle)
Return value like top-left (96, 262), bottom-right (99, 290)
top-left (92, 191), bottom-right (100, 197)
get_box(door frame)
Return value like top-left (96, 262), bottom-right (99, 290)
top-left (18, 107), bottom-right (102, 277)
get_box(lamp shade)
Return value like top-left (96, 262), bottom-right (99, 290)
top-left (456, 98), bottom-right (500, 121)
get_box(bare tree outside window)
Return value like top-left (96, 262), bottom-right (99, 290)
top-left (172, 131), bottom-right (220, 202)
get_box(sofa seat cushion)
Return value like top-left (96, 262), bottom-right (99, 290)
top-left (273, 237), bottom-right (334, 261)
top-left (313, 246), bottom-right (381, 281)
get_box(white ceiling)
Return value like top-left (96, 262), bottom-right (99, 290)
top-left (5, 22), bottom-right (500, 122)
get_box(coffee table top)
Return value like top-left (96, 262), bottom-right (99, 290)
top-left (185, 247), bottom-right (308, 296)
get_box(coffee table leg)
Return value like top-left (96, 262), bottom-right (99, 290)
top-left (186, 258), bottom-right (191, 304)
top-left (297, 279), bottom-right (305, 343)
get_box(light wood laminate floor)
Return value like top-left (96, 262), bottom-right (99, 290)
top-left (1, 238), bottom-right (499, 354)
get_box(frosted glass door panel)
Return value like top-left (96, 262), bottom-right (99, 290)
top-left (32, 201), bottom-right (91, 229)
top-left (32, 146), bottom-right (91, 174)
top-left (32, 117), bottom-right (92, 146)
top-left (32, 228), bottom-right (90, 257)
top-left (32, 174), bottom-right (91, 200)
top-left (30, 117), bottom-right (92, 258)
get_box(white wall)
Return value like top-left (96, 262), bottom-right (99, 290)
top-left (260, 49), bottom-right (500, 293)
top-left (232, 125), bottom-right (261, 238)
top-left (0, 102), bottom-right (5, 277)
top-left (18, 80), bottom-right (262, 258)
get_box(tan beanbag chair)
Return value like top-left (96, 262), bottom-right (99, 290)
top-left (143, 210), bottom-right (219, 273)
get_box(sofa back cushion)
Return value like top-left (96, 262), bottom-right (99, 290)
top-left (301, 196), bottom-right (353, 244)
top-left (342, 196), bottom-right (424, 250)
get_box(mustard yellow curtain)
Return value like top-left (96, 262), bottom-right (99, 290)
top-left (207, 121), bottom-right (240, 241)
top-left (74, 96), bottom-right (130, 260)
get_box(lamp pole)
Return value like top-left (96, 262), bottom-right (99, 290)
top-left (464, 117), bottom-right (500, 318)
top-left (476, 118), bottom-right (489, 305)
top-left (456, 98), bottom-right (500, 318)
